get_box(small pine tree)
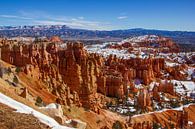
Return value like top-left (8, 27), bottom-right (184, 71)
top-left (153, 122), bottom-right (161, 129)
top-left (15, 67), bottom-right (21, 73)
top-left (170, 123), bottom-right (175, 129)
top-left (35, 96), bottom-right (44, 107)
top-left (107, 101), bottom-right (113, 108)
top-left (13, 76), bottom-right (19, 84)
top-left (112, 121), bottom-right (123, 129)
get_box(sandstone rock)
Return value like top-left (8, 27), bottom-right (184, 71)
top-left (0, 40), bottom-right (166, 111)
top-left (20, 87), bottom-right (29, 99)
top-left (50, 36), bottom-right (63, 43)
top-left (137, 89), bottom-right (152, 111)
top-left (70, 119), bottom-right (87, 129)
top-left (41, 103), bottom-right (68, 125)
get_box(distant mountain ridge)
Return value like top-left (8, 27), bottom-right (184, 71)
top-left (0, 25), bottom-right (195, 44)
top-left (0, 25), bottom-right (70, 30)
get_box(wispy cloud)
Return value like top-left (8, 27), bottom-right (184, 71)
top-left (117, 16), bottom-right (128, 20)
top-left (0, 11), bottom-right (113, 30)
top-left (0, 14), bottom-right (33, 20)
top-left (33, 20), bottom-right (66, 25)
top-left (33, 18), bottom-right (111, 30)
top-left (26, 11), bottom-right (112, 30)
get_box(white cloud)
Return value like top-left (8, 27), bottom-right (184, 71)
top-left (117, 16), bottom-right (128, 20)
top-left (33, 20), bottom-right (66, 25)
top-left (18, 10), bottom-right (50, 19)
top-left (31, 13), bottom-right (112, 30)
top-left (0, 11), bottom-right (114, 30)
top-left (0, 14), bottom-right (33, 20)
top-left (33, 19), bottom-right (111, 30)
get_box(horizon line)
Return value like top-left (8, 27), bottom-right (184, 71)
top-left (0, 24), bottom-right (195, 32)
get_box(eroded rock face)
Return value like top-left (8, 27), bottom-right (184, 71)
top-left (130, 106), bottom-right (192, 129)
top-left (0, 40), bottom-right (166, 111)
top-left (137, 89), bottom-right (152, 111)
top-left (158, 81), bottom-right (175, 95)
top-left (165, 64), bottom-right (186, 80)
top-left (0, 41), bottom-right (103, 109)
top-left (104, 55), bottom-right (164, 86)
top-left (50, 36), bottom-right (63, 43)
top-left (106, 75), bottom-right (124, 98)
top-left (107, 36), bottom-right (180, 53)
top-left (58, 42), bottom-right (101, 108)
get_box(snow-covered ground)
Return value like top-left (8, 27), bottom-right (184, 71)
top-left (186, 67), bottom-right (195, 80)
top-left (122, 35), bottom-right (160, 43)
top-left (0, 93), bottom-right (74, 129)
top-left (85, 42), bottom-right (151, 59)
top-left (149, 81), bottom-right (159, 91)
top-left (85, 36), bottom-right (195, 61)
top-left (159, 52), bottom-right (195, 64)
top-left (171, 80), bottom-right (195, 97)
top-left (165, 61), bottom-right (179, 67)
top-left (149, 80), bottom-right (195, 97)
top-left (109, 105), bottom-right (136, 114)
top-left (85, 43), bottom-right (137, 59)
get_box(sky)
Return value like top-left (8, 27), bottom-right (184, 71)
top-left (0, 0), bottom-right (195, 31)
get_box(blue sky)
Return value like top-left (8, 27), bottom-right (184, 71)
top-left (0, 0), bottom-right (195, 31)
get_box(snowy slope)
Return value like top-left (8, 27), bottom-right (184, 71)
top-left (122, 35), bottom-right (159, 43)
top-left (85, 43), bottom-right (139, 59)
top-left (0, 93), bottom-right (74, 129)
top-left (171, 80), bottom-right (195, 96)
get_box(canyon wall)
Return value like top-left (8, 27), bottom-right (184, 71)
top-left (0, 41), bottom-right (165, 110)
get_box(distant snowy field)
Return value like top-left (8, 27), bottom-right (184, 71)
top-left (85, 35), bottom-right (195, 61)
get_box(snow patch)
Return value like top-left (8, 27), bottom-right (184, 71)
top-left (0, 93), bottom-right (74, 129)
top-left (171, 80), bottom-right (195, 97)
top-left (165, 61), bottom-right (179, 67)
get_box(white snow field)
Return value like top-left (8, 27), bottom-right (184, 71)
top-left (171, 80), bottom-right (195, 96)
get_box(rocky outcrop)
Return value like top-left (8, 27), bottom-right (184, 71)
top-left (104, 55), bottom-right (164, 85)
top-left (50, 36), bottom-right (63, 43)
top-left (0, 41), bottom-right (103, 110)
top-left (58, 42), bottom-right (102, 109)
top-left (137, 89), bottom-right (152, 111)
top-left (106, 75), bottom-right (124, 98)
top-left (165, 65), bottom-right (186, 80)
top-left (130, 104), bottom-right (194, 129)
top-left (0, 40), bottom-right (166, 110)
top-left (41, 103), bottom-right (68, 125)
top-left (20, 87), bottom-right (29, 99)
top-left (70, 119), bottom-right (87, 129)
top-left (158, 80), bottom-right (175, 95)
top-left (152, 84), bottom-right (161, 102)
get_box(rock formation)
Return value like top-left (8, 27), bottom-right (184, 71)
top-left (137, 89), bottom-right (152, 111)
top-left (0, 40), bottom-right (166, 111)
top-left (0, 41), bottom-right (103, 110)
